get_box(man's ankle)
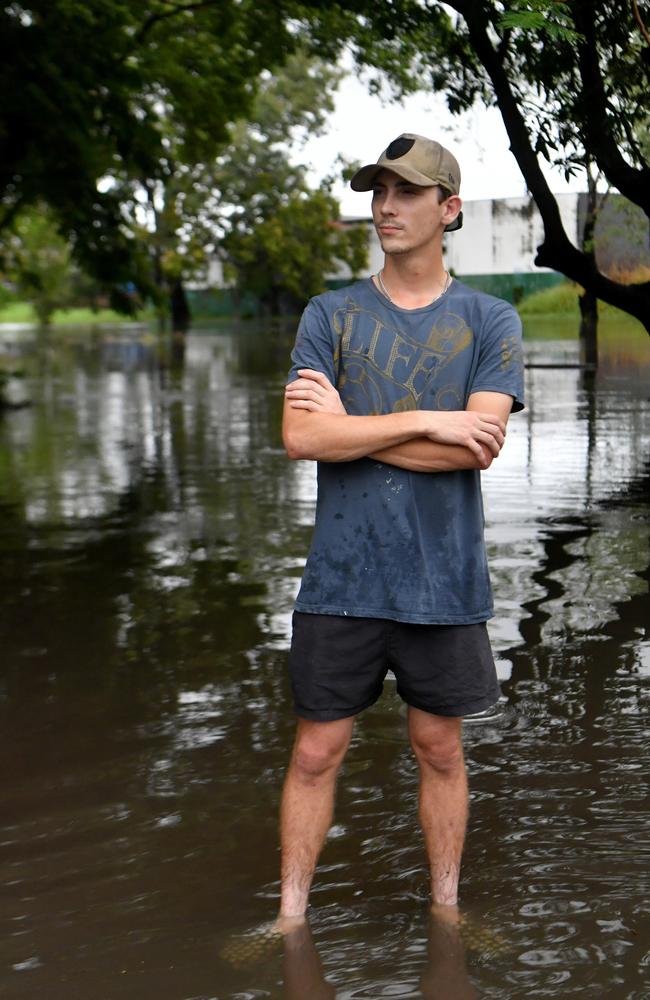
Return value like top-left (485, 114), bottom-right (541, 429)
top-left (274, 913), bottom-right (307, 934)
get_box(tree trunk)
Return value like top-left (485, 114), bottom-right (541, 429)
top-left (151, 242), bottom-right (167, 333)
top-left (578, 170), bottom-right (602, 369)
top-left (260, 285), bottom-right (281, 318)
top-left (170, 278), bottom-right (190, 333)
top-left (579, 291), bottom-right (598, 368)
top-left (572, 0), bottom-right (650, 216)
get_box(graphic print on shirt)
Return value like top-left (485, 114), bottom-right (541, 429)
top-left (331, 297), bottom-right (473, 414)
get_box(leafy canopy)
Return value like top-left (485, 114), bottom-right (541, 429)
top-left (216, 51), bottom-right (368, 308)
top-left (5, 203), bottom-right (73, 325)
top-left (299, 0), bottom-right (650, 329)
top-left (0, 0), bottom-right (296, 292)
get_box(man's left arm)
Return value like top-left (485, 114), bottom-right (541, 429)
top-left (369, 392), bottom-right (514, 472)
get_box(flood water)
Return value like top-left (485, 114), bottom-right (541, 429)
top-left (0, 319), bottom-right (649, 999)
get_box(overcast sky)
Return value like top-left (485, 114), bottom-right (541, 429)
top-left (301, 70), bottom-right (585, 217)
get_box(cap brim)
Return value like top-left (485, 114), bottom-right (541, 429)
top-left (350, 162), bottom-right (438, 191)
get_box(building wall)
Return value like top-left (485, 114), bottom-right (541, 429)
top-left (443, 194), bottom-right (580, 276)
top-left (186, 257), bottom-right (225, 292)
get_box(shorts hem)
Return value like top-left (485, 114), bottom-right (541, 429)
top-left (401, 691), bottom-right (500, 719)
top-left (292, 691), bottom-right (381, 722)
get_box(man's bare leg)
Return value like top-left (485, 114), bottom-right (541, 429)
top-left (279, 717), bottom-right (354, 917)
top-left (408, 707), bottom-right (468, 906)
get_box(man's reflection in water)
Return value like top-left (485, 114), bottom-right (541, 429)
top-left (281, 909), bottom-right (478, 1000)
top-left (282, 919), bottom-right (335, 1000)
top-left (420, 907), bottom-right (479, 1000)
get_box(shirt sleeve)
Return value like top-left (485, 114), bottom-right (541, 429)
top-left (468, 300), bottom-right (525, 412)
top-left (287, 297), bottom-right (338, 385)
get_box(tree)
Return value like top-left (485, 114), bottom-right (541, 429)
top-left (116, 166), bottom-right (210, 330)
top-left (302, 0), bottom-right (650, 335)
top-left (5, 204), bottom-right (73, 325)
top-left (222, 189), bottom-right (368, 315)
top-left (111, 50), bottom-right (368, 325)
top-left (214, 53), bottom-right (368, 313)
top-left (0, 1), bottom-right (296, 307)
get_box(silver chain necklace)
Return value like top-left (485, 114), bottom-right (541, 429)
top-left (376, 268), bottom-right (451, 305)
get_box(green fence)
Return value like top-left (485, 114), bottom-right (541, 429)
top-left (186, 288), bottom-right (259, 318)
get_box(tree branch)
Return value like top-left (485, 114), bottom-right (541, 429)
top-left (131, 1), bottom-right (224, 49)
top-left (447, 0), bottom-right (650, 333)
top-left (632, 0), bottom-right (650, 47)
top-left (572, 0), bottom-right (650, 214)
top-left (450, 1), bottom-right (573, 244)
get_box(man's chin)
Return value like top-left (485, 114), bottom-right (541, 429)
top-left (376, 230), bottom-right (406, 254)
top-left (377, 234), bottom-right (406, 253)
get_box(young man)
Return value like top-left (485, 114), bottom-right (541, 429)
top-left (279, 133), bottom-right (524, 918)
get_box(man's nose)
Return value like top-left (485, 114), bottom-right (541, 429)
top-left (380, 190), bottom-right (397, 214)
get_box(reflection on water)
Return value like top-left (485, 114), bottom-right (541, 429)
top-left (0, 322), bottom-right (649, 998)
top-left (278, 911), bottom-right (478, 1000)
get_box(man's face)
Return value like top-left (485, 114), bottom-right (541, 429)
top-left (370, 168), bottom-right (460, 256)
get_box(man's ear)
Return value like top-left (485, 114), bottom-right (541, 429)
top-left (441, 194), bottom-right (462, 228)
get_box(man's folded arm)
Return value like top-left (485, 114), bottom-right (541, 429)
top-left (282, 386), bottom-right (509, 467)
top-left (282, 401), bottom-right (431, 463)
top-left (369, 392), bottom-right (515, 472)
top-left (369, 437), bottom-right (492, 472)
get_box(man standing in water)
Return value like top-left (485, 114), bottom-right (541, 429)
top-left (279, 134), bottom-right (524, 917)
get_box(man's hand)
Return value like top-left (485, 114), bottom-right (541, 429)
top-left (285, 369), bottom-right (346, 414)
top-left (423, 410), bottom-right (506, 460)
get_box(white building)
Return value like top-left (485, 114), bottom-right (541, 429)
top-left (444, 194), bottom-right (579, 278)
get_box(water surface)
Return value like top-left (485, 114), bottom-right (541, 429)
top-left (0, 321), bottom-right (649, 998)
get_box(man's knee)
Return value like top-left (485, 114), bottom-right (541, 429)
top-left (409, 717), bottom-right (464, 775)
top-left (290, 719), bottom-right (352, 780)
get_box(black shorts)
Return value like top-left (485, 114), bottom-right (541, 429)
top-left (288, 612), bottom-right (500, 721)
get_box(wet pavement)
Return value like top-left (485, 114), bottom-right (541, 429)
top-left (0, 320), bottom-right (649, 998)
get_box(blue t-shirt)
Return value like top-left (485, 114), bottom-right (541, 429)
top-left (288, 277), bottom-right (524, 624)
